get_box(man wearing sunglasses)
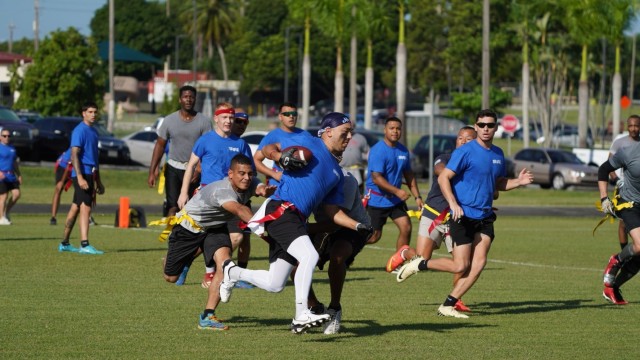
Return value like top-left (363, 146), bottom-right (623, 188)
top-left (397, 109), bottom-right (533, 318)
top-left (0, 128), bottom-right (21, 225)
top-left (254, 102), bottom-right (314, 186)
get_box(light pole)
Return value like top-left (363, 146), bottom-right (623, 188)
top-left (192, 0), bottom-right (197, 83)
top-left (284, 26), bottom-right (299, 103)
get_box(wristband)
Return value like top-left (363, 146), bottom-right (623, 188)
top-left (415, 196), bottom-right (422, 200)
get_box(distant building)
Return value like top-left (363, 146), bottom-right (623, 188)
top-left (0, 52), bottom-right (32, 106)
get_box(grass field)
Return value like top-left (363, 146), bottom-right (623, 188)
top-left (1, 213), bottom-right (637, 359)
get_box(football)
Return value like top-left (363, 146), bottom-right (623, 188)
top-left (282, 145), bottom-right (313, 164)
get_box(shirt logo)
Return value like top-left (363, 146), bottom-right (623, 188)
top-left (398, 155), bottom-right (407, 160)
top-left (493, 159), bottom-right (502, 165)
top-left (228, 147), bottom-right (240, 152)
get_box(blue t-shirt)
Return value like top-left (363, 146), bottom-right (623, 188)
top-left (446, 140), bottom-right (506, 219)
top-left (57, 148), bottom-right (72, 165)
top-left (0, 143), bottom-right (18, 183)
top-left (70, 122), bottom-right (99, 177)
top-left (365, 141), bottom-right (412, 208)
top-left (192, 131), bottom-right (254, 185)
top-left (257, 127), bottom-right (314, 186)
top-left (272, 136), bottom-right (344, 218)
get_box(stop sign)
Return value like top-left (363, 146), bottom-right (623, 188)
top-left (501, 114), bottom-right (519, 133)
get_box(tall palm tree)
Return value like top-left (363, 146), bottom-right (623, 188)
top-left (317, 0), bottom-right (348, 114)
top-left (286, 0), bottom-right (314, 128)
top-left (396, 0), bottom-right (407, 144)
top-left (349, 4), bottom-right (358, 122)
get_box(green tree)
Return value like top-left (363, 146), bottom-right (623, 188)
top-left (91, 0), bottom-right (177, 80)
top-left (11, 28), bottom-right (104, 116)
top-left (449, 87), bottom-right (512, 122)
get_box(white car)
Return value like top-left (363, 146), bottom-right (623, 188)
top-left (122, 130), bottom-right (164, 167)
top-left (241, 130), bottom-right (274, 169)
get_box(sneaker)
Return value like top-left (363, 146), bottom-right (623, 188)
top-left (437, 305), bottom-right (469, 319)
top-left (290, 310), bottom-right (330, 334)
top-left (198, 313), bottom-right (228, 331)
top-left (50, 217), bottom-right (57, 225)
top-left (201, 272), bottom-right (215, 289)
top-left (309, 303), bottom-right (326, 315)
top-left (89, 216), bottom-right (97, 226)
top-left (219, 260), bottom-right (237, 303)
top-left (386, 245), bottom-right (410, 272)
top-left (603, 254), bottom-right (621, 287)
top-left (234, 280), bottom-right (254, 289)
top-left (323, 308), bottom-right (342, 335)
top-left (603, 286), bottom-right (629, 305)
top-left (454, 299), bottom-right (471, 312)
top-left (58, 243), bottom-right (79, 253)
top-left (175, 265), bottom-right (190, 286)
top-left (396, 256), bottom-right (424, 283)
top-left (0, 217), bottom-right (11, 225)
top-left (78, 245), bottom-right (104, 255)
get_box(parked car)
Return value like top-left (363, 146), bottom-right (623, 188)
top-left (0, 106), bottom-right (39, 160)
top-left (240, 130), bottom-right (274, 169)
top-left (143, 116), bottom-right (164, 131)
top-left (122, 130), bottom-right (162, 167)
top-left (411, 134), bottom-right (457, 178)
top-left (306, 127), bottom-right (384, 148)
top-left (15, 110), bottom-right (43, 124)
top-left (512, 147), bottom-right (598, 190)
top-left (33, 116), bottom-right (130, 164)
top-left (537, 125), bottom-right (594, 148)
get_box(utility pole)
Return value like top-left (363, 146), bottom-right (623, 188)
top-left (108, 0), bottom-right (115, 132)
top-left (8, 23), bottom-right (15, 53)
top-left (34, 0), bottom-right (39, 51)
top-left (192, 0), bottom-right (197, 83)
top-left (481, 0), bottom-right (490, 109)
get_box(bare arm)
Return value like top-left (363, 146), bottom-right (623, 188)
top-left (71, 146), bottom-right (88, 190)
top-left (323, 204), bottom-right (360, 230)
top-left (13, 158), bottom-right (21, 184)
top-left (260, 143), bottom-right (283, 182)
top-left (371, 172), bottom-right (409, 201)
top-left (147, 137), bottom-right (167, 188)
top-left (177, 153), bottom-right (200, 209)
top-left (496, 168), bottom-right (533, 191)
top-left (254, 147), bottom-right (281, 181)
top-left (221, 201), bottom-right (254, 223)
top-left (403, 170), bottom-right (424, 208)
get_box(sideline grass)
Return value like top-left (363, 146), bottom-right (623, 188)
top-left (1, 214), bottom-right (637, 359)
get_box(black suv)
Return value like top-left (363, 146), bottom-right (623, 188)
top-left (0, 106), bottom-right (40, 160)
top-left (33, 116), bottom-right (130, 164)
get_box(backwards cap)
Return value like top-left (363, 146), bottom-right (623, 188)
top-left (317, 112), bottom-right (350, 137)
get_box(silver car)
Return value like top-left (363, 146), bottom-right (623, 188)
top-left (512, 148), bottom-right (598, 190)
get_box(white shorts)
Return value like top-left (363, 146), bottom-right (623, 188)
top-left (418, 216), bottom-right (453, 253)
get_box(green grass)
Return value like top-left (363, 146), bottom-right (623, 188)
top-left (1, 214), bottom-right (636, 359)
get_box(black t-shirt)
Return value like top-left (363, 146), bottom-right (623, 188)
top-left (424, 153), bottom-right (451, 219)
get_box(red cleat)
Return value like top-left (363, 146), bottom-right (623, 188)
top-left (602, 286), bottom-right (628, 305)
top-left (454, 299), bottom-right (472, 312)
top-left (603, 254), bottom-right (621, 287)
top-left (386, 245), bottom-right (410, 272)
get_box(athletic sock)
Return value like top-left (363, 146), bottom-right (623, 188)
top-left (238, 261), bottom-right (248, 269)
top-left (205, 266), bottom-right (215, 274)
top-left (81, 240), bottom-right (89, 247)
top-left (618, 244), bottom-right (636, 263)
top-left (203, 309), bottom-right (215, 316)
top-left (61, 239), bottom-right (70, 245)
top-left (328, 304), bottom-right (342, 312)
top-left (443, 295), bottom-right (458, 307)
top-left (418, 259), bottom-right (429, 271)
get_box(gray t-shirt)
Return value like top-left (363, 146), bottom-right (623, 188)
top-left (340, 132), bottom-right (369, 168)
top-left (609, 141), bottom-right (640, 203)
top-left (610, 135), bottom-right (639, 179)
top-left (315, 170), bottom-right (371, 226)
top-left (157, 110), bottom-right (212, 163)
top-left (181, 177), bottom-right (259, 231)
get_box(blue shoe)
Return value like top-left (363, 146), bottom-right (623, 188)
top-left (198, 313), bottom-right (228, 331)
top-left (175, 265), bottom-right (190, 286)
top-left (78, 245), bottom-right (104, 255)
top-left (234, 280), bottom-right (255, 289)
top-left (58, 243), bottom-right (79, 253)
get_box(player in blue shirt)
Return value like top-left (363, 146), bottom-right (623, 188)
top-left (0, 127), bottom-right (21, 225)
top-left (397, 109), bottom-right (533, 318)
top-left (58, 102), bottom-right (106, 255)
top-left (253, 102), bottom-right (314, 186)
top-left (219, 112), bottom-right (373, 333)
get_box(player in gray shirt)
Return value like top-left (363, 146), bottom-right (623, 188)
top-left (162, 154), bottom-right (272, 331)
top-left (147, 85), bottom-right (212, 217)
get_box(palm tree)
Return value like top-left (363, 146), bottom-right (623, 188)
top-left (396, 0), bottom-right (407, 144)
top-left (286, 0), bottom-right (314, 128)
top-left (316, 0), bottom-right (348, 114)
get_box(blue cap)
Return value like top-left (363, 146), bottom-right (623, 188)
top-left (317, 112), bottom-right (350, 137)
top-left (235, 112), bottom-right (249, 120)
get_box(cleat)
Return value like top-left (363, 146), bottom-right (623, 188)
top-left (58, 243), bottom-right (79, 253)
top-left (437, 305), bottom-right (469, 319)
top-left (396, 256), bottom-right (424, 283)
top-left (201, 272), bottom-right (215, 289)
top-left (309, 303), bottom-right (326, 315)
top-left (0, 217), bottom-right (11, 225)
top-left (291, 310), bottom-right (330, 334)
top-left (603, 286), bottom-right (628, 305)
top-left (175, 265), bottom-right (190, 286)
top-left (603, 254), bottom-right (621, 287)
top-left (50, 217), bottom-right (57, 225)
top-left (219, 260), bottom-right (237, 303)
top-left (323, 308), bottom-right (342, 335)
top-left (234, 280), bottom-right (254, 289)
top-left (454, 299), bottom-right (471, 312)
top-left (198, 313), bottom-right (228, 331)
top-left (78, 245), bottom-right (104, 255)
top-left (386, 245), bottom-right (410, 272)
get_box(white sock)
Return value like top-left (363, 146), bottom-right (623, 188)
top-left (286, 236), bottom-right (319, 318)
top-left (205, 266), bottom-right (215, 274)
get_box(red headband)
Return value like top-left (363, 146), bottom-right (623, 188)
top-left (215, 108), bottom-right (235, 116)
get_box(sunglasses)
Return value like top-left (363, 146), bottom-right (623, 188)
top-left (1, 134), bottom-right (11, 138)
top-left (280, 111), bottom-right (298, 117)
top-left (476, 122), bottom-right (496, 129)
top-left (234, 118), bottom-right (248, 124)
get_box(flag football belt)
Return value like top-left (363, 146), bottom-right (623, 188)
top-left (149, 211), bottom-right (203, 242)
top-left (593, 186), bottom-right (634, 236)
top-left (407, 204), bottom-right (451, 234)
top-left (362, 189), bottom-right (371, 207)
top-left (157, 163), bottom-right (166, 195)
top-left (239, 201), bottom-right (301, 243)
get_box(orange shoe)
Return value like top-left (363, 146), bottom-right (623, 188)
top-left (454, 299), bottom-right (471, 312)
top-left (386, 245), bottom-right (410, 272)
top-left (201, 272), bottom-right (215, 289)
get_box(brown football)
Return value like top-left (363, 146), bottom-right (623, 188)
top-left (282, 146), bottom-right (313, 164)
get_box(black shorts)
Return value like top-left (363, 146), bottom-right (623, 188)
top-left (0, 180), bottom-right (19, 194)
top-left (164, 224), bottom-right (231, 276)
top-left (449, 213), bottom-right (496, 246)
top-left (367, 202), bottom-right (409, 231)
top-left (55, 164), bottom-right (71, 183)
top-left (264, 200), bottom-right (308, 260)
top-left (617, 202), bottom-right (640, 233)
top-left (314, 228), bottom-right (367, 270)
top-left (267, 238), bottom-right (298, 265)
top-left (72, 175), bottom-right (94, 206)
top-left (164, 164), bottom-right (199, 210)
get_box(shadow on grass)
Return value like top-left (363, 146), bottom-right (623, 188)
top-left (1, 236), bottom-right (61, 241)
top-left (111, 248), bottom-right (168, 253)
top-left (469, 299), bottom-right (601, 315)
